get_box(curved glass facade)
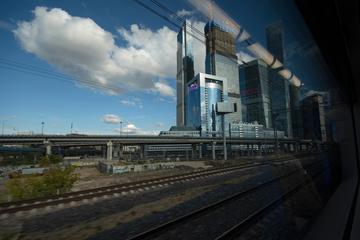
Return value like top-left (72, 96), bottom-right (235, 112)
top-left (205, 81), bottom-right (223, 132)
top-left (186, 73), bottom-right (228, 136)
top-left (186, 80), bottom-right (201, 129)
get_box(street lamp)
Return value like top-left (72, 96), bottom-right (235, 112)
top-left (41, 122), bottom-right (45, 135)
top-left (119, 121), bottom-right (123, 136)
top-left (216, 102), bottom-right (236, 161)
top-left (271, 112), bottom-right (279, 153)
top-left (1, 120), bottom-right (6, 135)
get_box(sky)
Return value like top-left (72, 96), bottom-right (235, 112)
top-left (0, 0), bottom-right (334, 135)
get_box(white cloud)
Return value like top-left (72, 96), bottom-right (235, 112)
top-left (120, 99), bottom-right (136, 107)
top-left (120, 98), bottom-right (145, 108)
top-left (113, 123), bottom-right (159, 135)
top-left (101, 114), bottom-right (121, 124)
top-left (176, 9), bottom-right (194, 17)
top-left (13, 7), bottom-right (178, 98)
top-left (153, 81), bottom-right (176, 99)
top-left (123, 123), bottom-right (138, 133)
top-left (155, 122), bottom-right (164, 128)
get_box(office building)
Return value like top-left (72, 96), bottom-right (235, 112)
top-left (186, 73), bottom-right (228, 136)
top-left (176, 20), bottom-right (195, 127)
top-left (266, 21), bottom-right (293, 137)
top-left (204, 21), bottom-right (242, 124)
top-left (290, 84), bottom-right (303, 138)
top-left (231, 122), bottom-right (285, 139)
top-left (239, 59), bottom-right (272, 128)
top-left (301, 93), bottom-right (327, 142)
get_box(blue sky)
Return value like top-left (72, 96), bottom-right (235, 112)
top-left (0, 0), bottom-right (333, 135)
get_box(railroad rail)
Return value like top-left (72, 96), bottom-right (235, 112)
top-left (0, 155), bottom-right (314, 215)
top-left (126, 158), bottom-right (326, 240)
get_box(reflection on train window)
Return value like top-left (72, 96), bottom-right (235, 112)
top-left (0, 0), bottom-right (348, 239)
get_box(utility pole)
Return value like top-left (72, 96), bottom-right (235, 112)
top-left (222, 115), bottom-right (227, 160)
top-left (41, 122), bottom-right (45, 135)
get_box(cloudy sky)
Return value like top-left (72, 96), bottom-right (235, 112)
top-left (0, 0), bottom-right (331, 135)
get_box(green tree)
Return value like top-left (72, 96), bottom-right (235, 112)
top-left (49, 154), bottom-right (63, 164)
top-left (39, 155), bottom-right (50, 167)
top-left (5, 166), bottom-right (79, 201)
top-left (42, 166), bottom-right (78, 194)
top-left (39, 154), bottom-right (63, 166)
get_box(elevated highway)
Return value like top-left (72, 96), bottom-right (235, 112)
top-left (0, 135), bottom-right (317, 161)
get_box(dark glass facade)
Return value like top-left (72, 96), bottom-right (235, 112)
top-left (301, 93), bottom-right (327, 142)
top-left (239, 59), bottom-right (272, 128)
top-left (266, 22), bottom-right (293, 137)
top-left (176, 20), bottom-right (195, 127)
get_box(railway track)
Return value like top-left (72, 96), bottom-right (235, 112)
top-left (0, 154), bottom-right (316, 215)
top-left (126, 158), bottom-right (326, 240)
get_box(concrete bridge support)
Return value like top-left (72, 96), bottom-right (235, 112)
top-left (107, 141), bottom-right (113, 161)
top-left (140, 144), bottom-right (145, 160)
top-left (191, 144), bottom-right (196, 159)
top-left (258, 143), bottom-right (262, 156)
top-left (295, 142), bottom-right (300, 153)
top-left (199, 143), bottom-right (202, 159)
top-left (44, 140), bottom-right (52, 155)
top-left (212, 142), bottom-right (216, 160)
top-left (119, 144), bottom-right (123, 159)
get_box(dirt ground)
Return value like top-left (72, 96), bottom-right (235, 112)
top-left (72, 161), bottom-right (210, 191)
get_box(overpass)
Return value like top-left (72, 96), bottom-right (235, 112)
top-left (0, 135), bottom-right (316, 161)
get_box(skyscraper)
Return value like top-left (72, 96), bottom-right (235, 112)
top-left (301, 93), bottom-right (327, 142)
top-left (176, 20), bottom-right (195, 127)
top-left (204, 21), bottom-right (242, 125)
top-left (239, 59), bottom-right (272, 128)
top-left (266, 22), bottom-right (293, 137)
top-left (186, 73), bottom-right (228, 135)
top-left (290, 84), bottom-right (303, 138)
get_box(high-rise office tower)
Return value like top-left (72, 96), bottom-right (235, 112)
top-left (301, 93), bottom-right (327, 142)
top-left (239, 59), bottom-right (272, 128)
top-left (186, 73), bottom-right (228, 136)
top-left (204, 21), bottom-right (242, 125)
top-left (266, 22), bottom-right (293, 137)
top-left (176, 20), bottom-right (195, 127)
top-left (290, 84), bottom-right (303, 138)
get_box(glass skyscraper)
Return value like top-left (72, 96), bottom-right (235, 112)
top-left (239, 59), bottom-right (272, 128)
top-left (186, 73), bottom-right (228, 136)
top-left (204, 21), bottom-right (242, 125)
top-left (290, 84), bottom-right (303, 138)
top-left (176, 20), bottom-right (195, 127)
top-left (301, 93), bottom-right (327, 142)
top-left (266, 22), bottom-right (293, 137)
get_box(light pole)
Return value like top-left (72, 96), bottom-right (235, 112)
top-left (1, 120), bottom-right (5, 135)
top-left (271, 112), bottom-right (279, 153)
top-left (119, 121), bottom-right (123, 136)
top-left (70, 122), bottom-right (73, 134)
top-left (216, 102), bottom-right (235, 161)
top-left (126, 122), bottom-right (129, 137)
top-left (41, 122), bottom-right (45, 135)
